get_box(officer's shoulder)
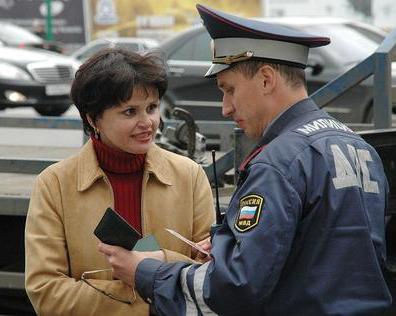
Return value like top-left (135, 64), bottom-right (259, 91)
top-left (253, 119), bottom-right (364, 168)
top-left (273, 117), bottom-right (363, 153)
top-left (293, 117), bottom-right (358, 139)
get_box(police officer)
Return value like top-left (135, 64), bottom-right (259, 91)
top-left (98, 4), bottom-right (392, 315)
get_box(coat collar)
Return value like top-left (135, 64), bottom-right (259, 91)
top-left (77, 140), bottom-right (105, 191)
top-left (77, 141), bottom-right (172, 191)
top-left (144, 144), bottom-right (172, 186)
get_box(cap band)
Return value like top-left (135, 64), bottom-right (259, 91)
top-left (213, 37), bottom-right (309, 66)
top-left (212, 51), bottom-right (254, 64)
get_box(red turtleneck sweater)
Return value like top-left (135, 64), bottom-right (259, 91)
top-left (92, 137), bottom-right (145, 233)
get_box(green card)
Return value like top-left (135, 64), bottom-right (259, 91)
top-left (133, 235), bottom-right (160, 252)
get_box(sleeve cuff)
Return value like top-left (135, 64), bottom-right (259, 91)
top-left (135, 258), bottom-right (163, 303)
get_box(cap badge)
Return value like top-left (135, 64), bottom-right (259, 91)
top-left (213, 51), bottom-right (254, 65)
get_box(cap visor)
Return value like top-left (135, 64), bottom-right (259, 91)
top-left (205, 63), bottom-right (230, 78)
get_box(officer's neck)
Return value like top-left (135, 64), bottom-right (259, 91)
top-left (275, 84), bottom-right (308, 115)
top-left (261, 85), bottom-right (308, 136)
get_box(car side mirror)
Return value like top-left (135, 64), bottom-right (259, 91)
top-left (307, 55), bottom-right (325, 76)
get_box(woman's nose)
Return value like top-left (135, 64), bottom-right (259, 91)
top-left (137, 113), bottom-right (152, 127)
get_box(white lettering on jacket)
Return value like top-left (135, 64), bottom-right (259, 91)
top-left (297, 119), bottom-right (353, 135)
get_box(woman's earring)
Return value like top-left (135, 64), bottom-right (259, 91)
top-left (93, 127), bottom-right (100, 139)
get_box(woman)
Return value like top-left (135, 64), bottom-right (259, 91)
top-left (25, 48), bottom-right (215, 316)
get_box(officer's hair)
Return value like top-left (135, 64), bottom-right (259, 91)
top-left (231, 60), bottom-right (306, 89)
top-left (71, 48), bottom-right (168, 136)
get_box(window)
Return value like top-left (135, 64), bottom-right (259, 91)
top-left (78, 43), bottom-right (108, 61)
top-left (170, 31), bottom-right (211, 61)
top-left (301, 23), bottom-right (382, 65)
top-left (114, 42), bottom-right (140, 51)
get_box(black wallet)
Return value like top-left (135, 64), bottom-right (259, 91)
top-left (94, 207), bottom-right (141, 250)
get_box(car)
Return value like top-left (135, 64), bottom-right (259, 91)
top-left (71, 37), bottom-right (159, 62)
top-left (0, 22), bottom-right (63, 53)
top-left (158, 17), bottom-right (396, 124)
top-left (0, 46), bottom-right (80, 116)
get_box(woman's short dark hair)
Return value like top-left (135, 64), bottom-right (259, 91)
top-left (70, 48), bottom-right (168, 135)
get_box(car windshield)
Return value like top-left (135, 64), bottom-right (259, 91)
top-left (300, 23), bottom-right (385, 65)
top-left (0, 24), bottom-right (43, 45)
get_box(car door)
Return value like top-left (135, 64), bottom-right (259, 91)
top-left (165, 29), bottom-right (224, 121)
top-left (359, 129), bottom-right (396, 316)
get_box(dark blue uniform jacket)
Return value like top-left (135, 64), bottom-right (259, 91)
top-left (136, 98), bottom-right (392, 315)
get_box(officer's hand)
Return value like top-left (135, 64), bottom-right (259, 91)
top-left (98, 242), bottom-right (164, 287)
top-left (195, 237), bottom-right (212, 263)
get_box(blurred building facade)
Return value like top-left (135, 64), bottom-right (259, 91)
top-left (0, 0), bottom-right (88, 54)
top-left (88, 0), bottom-right (262, 42)
top-left (262, 0), bottom-right (396, 30)
top-left (0, 0), bottom-right (393, 55)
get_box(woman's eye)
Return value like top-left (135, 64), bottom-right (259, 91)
top-left (147, 103), bottom-right (159, 113)
top-left (124, 108), bottom-right (136, 116)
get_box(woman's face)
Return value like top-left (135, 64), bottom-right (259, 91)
top-left (93, 85), bottom-right (160, 154)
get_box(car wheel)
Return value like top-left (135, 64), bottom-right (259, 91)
top-left (34, 104), bottom-right (71, 116)
top-left (160, 98), bottom-right (174, 119)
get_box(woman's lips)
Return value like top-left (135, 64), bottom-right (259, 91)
top-left (133, 132), bottom-right (152, 142)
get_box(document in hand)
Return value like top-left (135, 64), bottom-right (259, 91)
top-left (166, 228), bottom-right (210, 256)
top-left (94, 208), bottom-right (161, 251)
top-left (94, 208), bottom-right (141, 250)
top-left (134, 235), bottom-right (160, 252)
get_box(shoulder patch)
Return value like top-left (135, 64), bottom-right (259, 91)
top-left (234, 194), bottom-right (264, 232)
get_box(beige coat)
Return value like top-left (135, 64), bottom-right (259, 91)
top-left (25, 141), bottom-right (214, 316)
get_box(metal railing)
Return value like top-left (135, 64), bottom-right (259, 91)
top-left (311, 28), bottom-right (396, 129)
top-left (0, 116), bottom-right (82, 130)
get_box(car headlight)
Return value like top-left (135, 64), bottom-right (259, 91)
top-left (0, 62), bottom-right (32, 81)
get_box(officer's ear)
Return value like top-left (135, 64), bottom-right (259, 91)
top-left (258, 65), bottom-right (277, 95)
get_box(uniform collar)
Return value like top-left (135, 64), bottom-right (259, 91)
top-left (236, 98), bottom-right (320, 183)
top-left (258, 97), bottom-right (319, 146)
top-left (77, 141), bottom-right (172, 192)
top-left (261, 103), bottom-right (293, 137)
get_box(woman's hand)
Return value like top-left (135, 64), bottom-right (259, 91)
top-left (98, 243), bottom-right (164, 287)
